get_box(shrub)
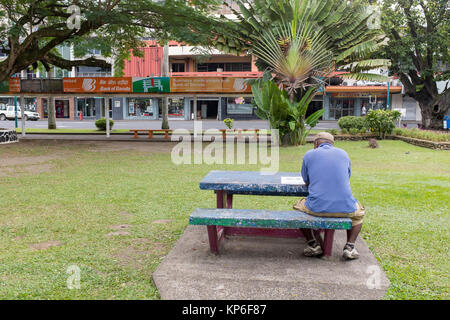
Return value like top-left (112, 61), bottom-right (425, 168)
top-left (327, 129), bottom-right (338, 136)
top-left (341, 128), bottom-right (349, 134)
top-left (223, 118), bottom-right (234, 129)
top-left (338, 116), bottom-right (366, 130)
top-left (95, 118), bottom-right (114, 131)
top-left (359, 127), bottom-right (368, 134)
top-left (392, 127), bottom-right (450, 142)
top-left (349, 128), bottom-right (359, 135)
top-left (365, 109), bottom-right (401, 139)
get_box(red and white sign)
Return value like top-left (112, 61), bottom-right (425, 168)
top-left (63, 77), bottom-right (132, 93)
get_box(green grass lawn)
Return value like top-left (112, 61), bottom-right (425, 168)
top-left (0, 140), bottom-right (448, 299)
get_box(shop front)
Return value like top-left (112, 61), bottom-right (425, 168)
top-left (220, 96), bottom-right (255, 120)
top-left (322, 86), bottom-right (403, 120)
top-left (38, 97), bottom-right (73, 119)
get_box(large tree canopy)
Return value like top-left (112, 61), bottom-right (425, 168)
top-left (207, 0), bottom-right (389, 82)
top-left (380, 0), bottom-right (449, 129)
top-left (0, 0), bottom-right (222, 82)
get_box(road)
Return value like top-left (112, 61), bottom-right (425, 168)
top-left (0, 119), bottom-right (341, 130)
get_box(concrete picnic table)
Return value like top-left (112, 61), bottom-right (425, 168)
top-left (199, 170), bottom-right (312, 251)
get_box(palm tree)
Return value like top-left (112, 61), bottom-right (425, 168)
top-left (214, 0), bottom-right (390, 85)
top-left (212, 0), bottom-right (390, 145)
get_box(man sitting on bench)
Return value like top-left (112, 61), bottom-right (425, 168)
top-left (293, 132), bottom-right (365, 260)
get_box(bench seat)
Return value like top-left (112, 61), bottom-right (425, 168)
top-left (189, 208), bottom-right (352, 256)
top-left (189, 208), bottom-right (352, 230)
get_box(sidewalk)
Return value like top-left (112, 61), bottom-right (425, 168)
top-left (153, 225), bottom-right (389, 299)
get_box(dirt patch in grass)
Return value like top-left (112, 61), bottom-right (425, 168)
top-left (152, 219), bottom-right (173, 224)
top-left (109, 224), bottom-right (132, 230)
top-left (113, 242), bottom-right (168, 269)
top-left (29, 241), bottom-right (62, 250)
top-left (106, 231), bottom-right (131, 237)
top-left (87, 141), bottom-right (176, 153)
top-left (118, 211), bottom-right (134, 217)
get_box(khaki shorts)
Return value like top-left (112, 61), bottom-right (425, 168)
top-left (293, 198), bottom-right (365, 227)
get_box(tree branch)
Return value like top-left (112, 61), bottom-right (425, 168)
top-left (42, 52), bottom-right (111, 70)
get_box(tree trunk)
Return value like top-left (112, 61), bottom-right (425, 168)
top-left (161, 97), bottom-right (169, 129)
top-left (161, 44), bottom-right (169, 129)
top-left (47, 96), bottom-right (56, 129)
top-left (419, 99), bottom-right (448, 130)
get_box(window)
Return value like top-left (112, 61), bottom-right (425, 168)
top-left (87, 48), bottom-right (101, 55)
top-left (168, 98), bottom-right (184, 117)
top-left (196, 62), bottom-right (251, 72)
top-left (171, 63), bottom-right (185, 72)
top-left (76, 66), bottom-right (111, 76)
top-left (77, 98), bottom-right (96, 118)
top-left (126, 98), bottom-right (154, 118)
top-left (226, 97), bottom-right (253, 115)
top-left (328, 98), bottom-right (355, 120)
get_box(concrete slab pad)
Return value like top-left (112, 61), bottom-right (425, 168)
top-left (153, 226), bottom-right (389, 300)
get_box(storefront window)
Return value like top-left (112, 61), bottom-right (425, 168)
top-left (361, 97), bottom-right (386, 111)
top-left (77, 98), bottom-right (96, 118)
top-left (0, 97), bottom-right (12, 110)
top-left (329, 98), bottom-right (354, 120)
top-left (127, 98), bottom-right (154, 118)
top-left (24, 98), bottom-right (37, 112)
top-left (55, 100), bottom-right (70, 118)
top-left (41, 99), bottom-right (69, 118)
top-left (226, 97), bottom-right (253, 115)
top-left (168, 98), bottom-right (184, 118)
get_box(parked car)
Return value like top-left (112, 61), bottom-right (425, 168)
top-left (0, 105), bottom-right (40, 121)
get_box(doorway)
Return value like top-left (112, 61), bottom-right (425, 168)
top-left (198, 100), bottom-right (218, 119)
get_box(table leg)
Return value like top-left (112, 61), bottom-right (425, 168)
top-left (226, 193), bottom-right (233, 209)
top-left (207, 225), bottom-right (219, 255)
top-left (323, 229), bottom-right (335, 257)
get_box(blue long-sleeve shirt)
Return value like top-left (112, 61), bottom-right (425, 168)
top-left (301, 143), bottom-right (357, 213)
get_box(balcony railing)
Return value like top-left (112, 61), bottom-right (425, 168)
top-left (76, 72), bottom-right (112, 77)
top-left (170, 71), bottom-right (263, 78)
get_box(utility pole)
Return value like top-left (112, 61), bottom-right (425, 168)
top-left (161, 43), bottom-right (169, 129)
top-left (14, 96), bottom-right (18, 128)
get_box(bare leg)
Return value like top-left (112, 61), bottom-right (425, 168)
top-left (346, 223), bottom-right (362, 243)
top-left (301, 229), bottom-right (314, 242)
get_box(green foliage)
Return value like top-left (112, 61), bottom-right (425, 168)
top-left (210, 0), bottom-right (388, 82)
top-left (252, 80), bottom-right (323, 145)
top-left (393, 128), bottom-right (450, 142)
top-left (365, 109), bottom-right (401, 139)
top-left (349, 128), bottom-right (359, 135)
top-left (326, 129), bottom-right (338, 136)
top-left (380, 0), bottom-right (450, 128)
top-left (0, 0), bottom-right (222, 81)
top-left (338, 116), bottom-right (367, 131)
top-left (252, 80), bottom-right (290, 140)
top-left (223, 118), bottom-right (234, 129)
top-left (95, 118), bottom-right (114, 131)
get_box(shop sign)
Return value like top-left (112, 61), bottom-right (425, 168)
top-left (332, 92), bottom-right (387, 98)
top-left (132, 77), bottom-right (170, 93)
top-left (63, 77), bottom-right (132, 93)
top-left (170, 77), bottom-right (252, 93)
top-left (9, 78), bottom-right (21, 92)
